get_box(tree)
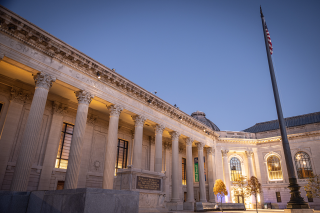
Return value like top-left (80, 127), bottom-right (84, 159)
top-left (246, 176), bottom-right (262, 213)
top-left (232, 175), bottom-right (249, 205)
top-left (214, 179), bottom-right (228, 212)
top-left (304, 174), bottom-right (320, 198)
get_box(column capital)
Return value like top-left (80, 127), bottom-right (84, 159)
top-left (245, 151), bottom-right (254, 158)
top-left (185, 137), bottom-right (194, 146)
top-left (150, 136), bottom-right (155, 145)
top-left (221, 150), bottom-right (229, 157)
top-left (179, 144), bottom-right (185, 154)
top-left (132, 115), bottom-right (146, 127)
top-left (86, 114), bottom-right (97, 126)
top-left (170, 131), bottom-right (180, 141)
top-left (154, 124), bottom-right (165, 135)
top-left (196, 142), bottom-right (205, 150)
top-left (163, 141), bottom-right (171, 150)
top-left (75, 90), bottom-right (94, 105)
top-left (108, 104), bottom-right (123, 117)
top-left (10, 87), bottom-right (29, 104)
top-left (33, 72), bottom-right (56, 90)
top-left (206, 147), bottom-right (214, 154)
top-left (52, 101), bottom-right (68, 115)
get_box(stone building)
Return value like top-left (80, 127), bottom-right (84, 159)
top-left (0, 5), bottom-right (319, 211)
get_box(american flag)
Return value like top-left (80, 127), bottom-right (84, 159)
top-left (263, 19), bottom-right (273, 55)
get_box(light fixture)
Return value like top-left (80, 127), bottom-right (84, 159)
top-left (179, 116), bottom-right (182, 120)
top-left (97, 72), bottom-right (101, 79)
top-left (147, 99), bottom-right (152, 104)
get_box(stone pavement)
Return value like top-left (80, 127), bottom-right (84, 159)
top-left (167, 209), bottom-right (320, 213)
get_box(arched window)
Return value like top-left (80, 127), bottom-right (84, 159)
top-left (267, 155), bottom-right (283, 180)
top-left (230, 157), bottom-right (242, 181)
top-left (295, 152), bottom-right (313, 179)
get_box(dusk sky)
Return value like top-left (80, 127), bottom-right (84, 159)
top-left (2, 0), bottom-right (320, 131)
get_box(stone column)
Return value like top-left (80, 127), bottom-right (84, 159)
top-left (197, 142), bottom-right (207, 203)
top-left (186, 137), bottom-right (194, 202)
top-left (64, 90), bottom-right (93, 189)
top-left (164, 141), bottom-right (171, 202)
top-left (206, 147), bottom-right (215, 203)
top-left (132, 115), bottom-right (146, 169)
top-left (154, 124), bottom-right (165, 173)
top-left (0, 87), bottom-right (29, 187)
top-left (102, 104), bottom-right (123, 189)
top-left (222, 150), bottom-right (231, 202)
top-left (246, 151), bottom-right (255, 178)
top-left (38, 102), bottom-right (67, 190)
top-left (149, 137), bottom-right (155, 172)
top-left (170, 131), bottom-right (180, 202)
top-left (11, 73), bottom-right (56, 191)
top-left (77, 114), bottom-right (96, 188)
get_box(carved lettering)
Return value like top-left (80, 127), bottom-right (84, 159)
top-left (136, 176), bottom-right (161, 191)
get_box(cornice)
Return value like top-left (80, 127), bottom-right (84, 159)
top-left (0, 5), bottom-right (219, 140)
top-left (218, 130), bottom-right (320, 145)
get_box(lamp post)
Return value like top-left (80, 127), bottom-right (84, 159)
top-left (260, 7), bottom-right (309, 209)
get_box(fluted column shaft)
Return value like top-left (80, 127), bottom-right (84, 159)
top-left (103, 105), bottom-right (123, 189)
top-left (132, 115), bottom-right (146, 169)
top-left (197, 142), bottom-right (207, 202)
top-left (186, 138), bottom-right (194, 202)
top-left (64, 90), bottom-right (93, 189)
top-left (11, 73), bottom-right (56, 191)
top-left (222, 150), bottom-right (231, 202)
top-left (154, 124), bottom-right (164, 172)
top-left (207, 147), bottom-right (215, 202)
top-left (171, 131), bottom-right (180, 202)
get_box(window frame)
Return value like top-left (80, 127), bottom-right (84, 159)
top-left (276, 191), bottom-right (281, 203)
top-left (55, 122), bottom-right (74, 169)
top-left (115, 139), bottom-right (128, 175)
top-left (182, 157), bottom-right (186, 185)
top-left (294, 151), bottom-right (313, 179)
top-left (266, 155), bottom-right (283, 181)
top-left (230, 157), bottom-right (242, 182)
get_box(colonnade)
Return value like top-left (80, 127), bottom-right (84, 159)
top-left (8, 71), bottom-right (211, 205)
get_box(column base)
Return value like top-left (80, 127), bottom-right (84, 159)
top-left (166, 201), bottom-right (183, 211)
top-left (194, 202), bottom-right (205, 212)
top-left (183, 202), bottom-right (194, 210)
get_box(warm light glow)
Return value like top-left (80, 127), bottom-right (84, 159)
top-left (257, 194), bottom-right (261, 203)
top-left (225, 196), bottom-right (228, 203)
top-left (98, 76), bottom-right (101, 79)
top-left (303, 161), bottom-right (306, 165)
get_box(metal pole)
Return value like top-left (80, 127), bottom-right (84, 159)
top-left (260, 6), bottom-right (309, 209)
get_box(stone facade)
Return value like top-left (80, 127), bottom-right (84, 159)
top-left (0, 5), bottom-right (320, 211)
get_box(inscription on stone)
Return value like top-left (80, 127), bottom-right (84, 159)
top-left (136, 176), bottom-right (161, 191)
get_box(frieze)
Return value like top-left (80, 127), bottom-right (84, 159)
top-left (0, 6), bottom-right (219, 139)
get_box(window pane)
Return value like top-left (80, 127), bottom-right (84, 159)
top-left (295, 152), bottom-right (313, 179)
top-left (230, 157), bottom-right (241, 181)
top-left (61, 123), bottom-right (66, 131)
top-left (59, 159), bottom-right (68, 169)
top-left (267, 156), bottom-right (283, 180)
top-left (66, 124), bottom-right (74, 134)
top-left (115, 139), bottom-right (128, 175)
top-left (55, 159), bottom-right (60, 168)
top-left (56, 133), bottom-right (64, 158)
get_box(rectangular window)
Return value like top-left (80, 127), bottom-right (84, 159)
top-left (276, 192), bottom-right (281, 203)
top-left (55, 123), bottom-right (74, 169)
top-left (115, 139), bottom-right (128, 175)
top-left (307, 191), bottom-right (313, 202)
top-left (0, 103), bottom-right (3, 114)
top-left (182, 158), bottom-right (186, 185)
top-left (56, 181), bottom-right (65, 190)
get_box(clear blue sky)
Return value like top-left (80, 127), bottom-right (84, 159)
top-left (2, 0), bottom-right (320, 131)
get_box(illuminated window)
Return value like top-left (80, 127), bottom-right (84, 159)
top-left (295, 152), bottom-right (313, 179)
top-left (267, 155), bottom-right (283, 180)
top-left (230, 157), bottom-right (241, 181)
top-left (182, 158), bottom-right (186, 185)
top-left (55, 123), bottom-right (74, 169)
top-left (115, 139), bottom-right (128, 175)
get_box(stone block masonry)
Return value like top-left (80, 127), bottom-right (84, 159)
top-left (0, 188), bottom-right (139, 213)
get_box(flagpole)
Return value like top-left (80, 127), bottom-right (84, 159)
top-left (260, 7), bottom-right (309, 209)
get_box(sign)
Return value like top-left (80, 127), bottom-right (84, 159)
top-left (136, 176), bottom-right (161, 191)
top-left (194, 157), bottom-right (206, 182)
top-left (194, 158), bottom-right (199, 182)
